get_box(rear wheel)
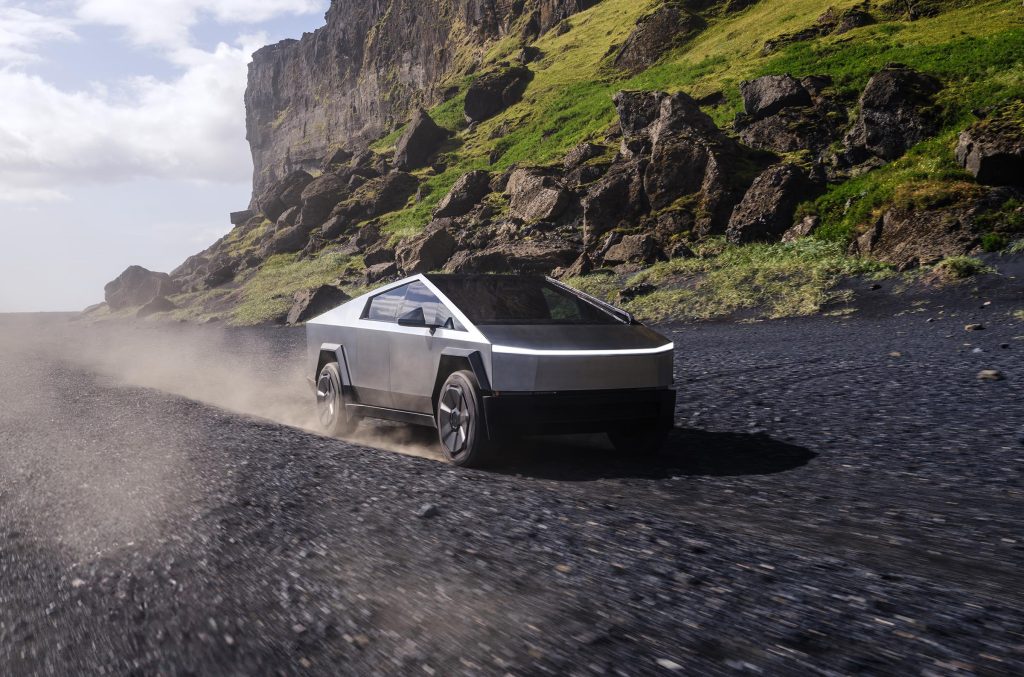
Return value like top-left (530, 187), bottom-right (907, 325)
top-left (436, 370), bottom-right (492, 468)
top-left (608, 428), bottom-right (669, 456)
top-left (316, 362), bottom-right (359, 437)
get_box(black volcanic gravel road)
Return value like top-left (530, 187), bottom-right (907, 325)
top-left (1, 292), bottom-right (1022, 675)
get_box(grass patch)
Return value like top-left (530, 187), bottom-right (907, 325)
top-left (932, 255), bottom-right (994, 280)
top-left (231, 251), bottom-right (363, 326)
top-left (567, 239), bottom-right (888, 322)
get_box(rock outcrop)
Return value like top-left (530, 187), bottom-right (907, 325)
top-left (956, 104), bottom-right (1024, 187)
top-left (394, 109), bottom-right (447, 171)
top-left (105, 266), bottom-right (177, 311)
top-left (726, 164), bottom-right (813, 244)
top-left (245, 0), bottom-right (593, 199)
top-left (850, 189), bottom-right (1012, 268)
top-left (841, 65), bottom-right (942, 165)
top-left (464, 65), bottom-right (533, 123)
top-left (434, 171), bottom-right (493, 218)
top-left (506, 169), bottom-right (570, 223)
top-left (614, 2), bottom-right (705, 73)
top-left (287, 286), bottom-right (351, 325)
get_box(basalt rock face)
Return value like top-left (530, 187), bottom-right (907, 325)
top-left (245, 0), bottom-right (595, 201)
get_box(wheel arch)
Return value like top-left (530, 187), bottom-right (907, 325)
top-left (316, 343), bottom-right (354, 396)
top-left (431, 349), bottom-right (491, 415)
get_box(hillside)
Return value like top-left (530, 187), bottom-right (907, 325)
top-left (96, 0), bottom-right (1024, 325)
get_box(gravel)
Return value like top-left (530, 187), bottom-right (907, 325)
top-left (0, 294), bottom-right (1022, 675)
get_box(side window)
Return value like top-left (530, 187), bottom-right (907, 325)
top-left (364, 284), bottom-right (411, 322)
top-left (399, 282), bottom-right (464, 331)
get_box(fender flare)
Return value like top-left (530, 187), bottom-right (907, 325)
top-left (438, 347), bottom-right (492, 392)
top-left (317, 343), bottom-right (354, 396)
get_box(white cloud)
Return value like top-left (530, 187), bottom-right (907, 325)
top-left (75, 0), bottom-right (323, 50)
top-left (0, 34), bottom-right (265, 202)
top-left (0, 5), bottom-right (77, 65)
top-left (0, 1), bottom-right (326, 203)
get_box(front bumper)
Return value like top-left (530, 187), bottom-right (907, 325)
top-left (481, 388), bottom-right (676, 438)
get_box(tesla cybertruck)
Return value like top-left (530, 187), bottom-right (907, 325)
top-left (306, 274), bottom-right (676, 467)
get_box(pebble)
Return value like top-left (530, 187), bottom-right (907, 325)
top-left (416, 504), bottom-right (439, 519)
top-left (965, 323), bottom-right (985, 331)
top-left (977, 370), bottom-right (1005, 381)
top-left (656, 658), bottom-right (683, 671)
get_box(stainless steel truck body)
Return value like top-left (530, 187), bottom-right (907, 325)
top-left (306, 274), bottom-right (676, 466)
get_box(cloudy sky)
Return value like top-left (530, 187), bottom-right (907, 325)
top-left (0, 0), bottom-right (329, 312)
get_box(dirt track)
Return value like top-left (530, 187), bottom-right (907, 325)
top-left (1, 287), bottom-right (1022, 675)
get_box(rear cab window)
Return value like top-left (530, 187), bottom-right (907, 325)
top-left (428, 275), bottom-right (621, 325)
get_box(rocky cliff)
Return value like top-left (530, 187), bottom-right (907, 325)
top-left (98, 0), bottom-right (1024, 326)
top-left (245, 0), bottom-right (597, 199)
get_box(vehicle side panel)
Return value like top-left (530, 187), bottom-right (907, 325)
top-left (389, 330), bottom-right (492, 414)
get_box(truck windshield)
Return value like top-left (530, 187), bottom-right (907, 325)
top-left (428, 276), bottom-right (621, 326)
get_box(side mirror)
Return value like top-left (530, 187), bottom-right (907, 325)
top-left (397, 307), bottom-right (428, 328)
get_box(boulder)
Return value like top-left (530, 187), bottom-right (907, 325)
top-left (464, 66), bottom-right (532, 123)
top-left (782, 215), bottom-right (820, 242)
top-left (230, 209), bottom-right (254, 226)
top-left (104, 266), bottom-right (177, 310)
top-left (394, 109), bottom-right (448, 171)
top-left (136, 296), bottom-right (177, 319)
top-left (726, 164), bottom-right (812, 244)
top-left (613, 91), bottom-right (668, 158)
top-left (443, 239), bottom-right (577, 274)
top-left (329, 172), bottom-right (418, 226)
top-left (849, 190), bottom-right (1010, 268)
top-left (834, 7), bottom-right (875, 34)
top-left (396, 226), bottom-right (457, 274)
top-left (738, 106), bottom-right (843, 156)
top-left (582, 163), bottom-right (649, 243)
top-left (433, 170), bottom-right (492, 218)
top-left (321, 147), bottom-right (353, 171)
top-left (276, 206), bottom-right (300, 230)
top-left (298, 173), bottom-right (351, 228)
top-left (321, 214), bottom-right (353, 241)
top-left (203, 262), bottom-right (236, 288)
top-left (614, 3), bottom-right (705, 74)
top-left (354, 223), bottom-right (382, 250)
top-left (553, 253), bottom-right (594, 279)
top-left (363, 245), bottom-right (396, 266)
top-left (506, 168), bottom-right (571, 222)
top-left (602, 234), bottom-right (667, 265)
top-left (739, 75), bottom-right (812, 120)
top-left (843, 65), bottom-right (942, 164)
top-left (563, 141), bottom-right (606, 169)
top-left (256, 170), bottom-right (314, 222)
top-left (260, 225), bottom-right (310, 258)
top-left (955, 106), bottom-right (1024, 186)
top-left (364, 261), bottom-right (398, 283)
top-left (286, 285), bottom-right (351, 325)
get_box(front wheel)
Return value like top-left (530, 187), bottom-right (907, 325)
top-left (608, 428), bottom-right (670, 456)
top-left (316, 362), bottom-right (359, 437)
top-left (436, 371), bottom-right (493, 468)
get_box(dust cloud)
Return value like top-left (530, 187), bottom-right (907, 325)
top-left (59, 317), bottom-right (446, 461)
top-left (0, 315), bottom-right (445, 546)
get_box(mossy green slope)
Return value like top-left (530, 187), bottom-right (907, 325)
top-left (221, 0), bottom-right (1023, 325)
